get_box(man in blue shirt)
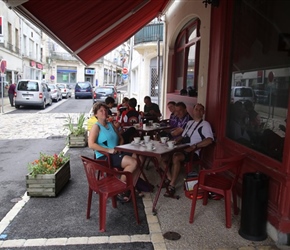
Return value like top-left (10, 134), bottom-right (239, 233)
top-left (160, 102), bottom-right (192, 139)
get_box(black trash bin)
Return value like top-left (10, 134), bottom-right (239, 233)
top-left (239, 172), bottom-right (269, 241)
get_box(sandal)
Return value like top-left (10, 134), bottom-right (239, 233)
top-left (157, 178), bottom-right (170, 189)
top-left (135, 189), bottom-right (145, 198)
top-left (117, 191), bottom-right (131, 203)
top-left (164, 185), bottom-right (176, 197)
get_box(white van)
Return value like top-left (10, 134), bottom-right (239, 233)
top-left (15, 79), bottom-right (53, 109)
top-left (231, 86), bottom-right (255, 104)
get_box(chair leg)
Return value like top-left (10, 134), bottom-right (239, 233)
top-left (112, 196), bottom-right (117, 208)
top-left (203, 191), bottom-right (209, 205)
top-left (189, 185), bottom-right (199, 223)
top-left (87, 188), bottom-right (93, 219)
top-left (99, 194), bottom-right (107, 232)
top-left (185, 162), bottom-right (191, 174)
top-left (224, 191), bottom-right (232, 228)
top-left (130, 187), bottom-right (140, 225)
top-left (232, 189), bottom-right (239, 215)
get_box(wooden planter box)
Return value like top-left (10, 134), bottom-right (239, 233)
top-left (26, 160), bottom-right (71, 197)
top-left (68, 133), bottom-right (87, 148)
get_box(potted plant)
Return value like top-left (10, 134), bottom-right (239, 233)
top-left (64, 113), bottom-right (88, 147)
top-left (26, 152), bottom-right (70, 197)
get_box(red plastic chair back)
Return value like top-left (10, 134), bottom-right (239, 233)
top-left (189, 154), bottom-right (245, 228)
top-left (81, 155), bottom-right (139, 232)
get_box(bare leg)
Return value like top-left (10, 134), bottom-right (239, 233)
top-left (120, 155), bottom-right (137, 182)
top-left (170, 152), bottom-right (185, 187)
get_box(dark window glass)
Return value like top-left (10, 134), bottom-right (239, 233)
top-left (226, 0), bottom-right (290, 162)
top-left (174, 19), bottom-right (200, 94)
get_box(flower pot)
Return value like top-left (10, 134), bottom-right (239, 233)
top-left (68, 133), bottom-right (88, 148)
top-left (26, 160), bottom-right (70, 197)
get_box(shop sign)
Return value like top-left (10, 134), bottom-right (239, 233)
top-left (0, 59), bottom-right (7, 73)
top-left (36, 63), bottom-right (43, 69)
top-left (30, 60), bottom-right (36, 67)
top-left (85, 69), bottom-right (95, 75)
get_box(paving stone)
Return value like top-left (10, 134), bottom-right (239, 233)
top-left (66, 237), bottom-right (89, 245)
top-left (0, 239), bottom-right (25, 248)
top-left (23, 238), bottom-right (47, 247)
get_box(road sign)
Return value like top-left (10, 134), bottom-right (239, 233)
top-left (122, 74), bottom-right (128, 80)
top-left (0, 59), bottom-right (7, 73)
top-left (268, 71), bottom-right (274, 83)
top-left (122, 67), bottom-right (128, 74)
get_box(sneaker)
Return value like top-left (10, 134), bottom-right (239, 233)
top-left (209, 192), bottom-right (223, 200)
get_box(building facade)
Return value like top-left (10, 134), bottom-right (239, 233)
top-left (162, 0), bottom-right (290, 244)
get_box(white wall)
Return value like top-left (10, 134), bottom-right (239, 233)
top-left (164, 1), bottom-right (211, 105)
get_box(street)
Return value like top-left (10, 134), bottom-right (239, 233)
top-left (0, 98), bottom-right (93, 220)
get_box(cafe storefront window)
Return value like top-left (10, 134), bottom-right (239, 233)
top-left (57, 66), bottom-right (77, 84)
top-left (226, 0), bottom-right (290, 161)
top-left (174, 18), bottom-right (200, 95)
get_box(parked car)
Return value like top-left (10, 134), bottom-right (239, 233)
top-left (231, 86), bottom-right (255, 104)
top-left (254, 90), bottom-right (269, 104)
top-left (75, 81), bottom-right (93, 99)
top-left (14, 79), bottom-right (53, 109)
top-left (48, 84), bottom-right (62, 102)
top-left (57, 83), bottom-right (72, 98)
top-left (93, 86), bottom-right (119, 105)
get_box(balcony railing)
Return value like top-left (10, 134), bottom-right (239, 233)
top-left (50, 51), bottom-right (104, 64)
top-left (7, 42), bottom-right (14, 52)
top-left (134, 23), bottom-right (163, 45)
top-left (0, 42), bottom-right (20, 55)
top-left (50, 51), bottom-right (77, 61)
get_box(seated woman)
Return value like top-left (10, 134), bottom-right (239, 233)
top-left (88, 102), bottom-right (139, 202)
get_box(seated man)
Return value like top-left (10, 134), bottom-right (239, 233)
top-left (161, 103), bottom-right (214, 197)
top-left (167, 101), bottom-right (177, 127)
top-left (160, 102), bottom-right (192, 139)
top-left (143, 96), bottom-right (161, 122)
top-left (117, 97), bottom-right (129, 120)
top-left (105, 96), bottom-right (115, 117)
top-left (119, 97), bottom-right (141, 125)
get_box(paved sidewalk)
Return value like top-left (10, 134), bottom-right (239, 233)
top-left (0, 98), bottom-right (287, 250)
top-left (0, 96), bottom-right (14, 114)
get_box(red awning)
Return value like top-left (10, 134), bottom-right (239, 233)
top-left (11, 0), bottom-right (170, 66)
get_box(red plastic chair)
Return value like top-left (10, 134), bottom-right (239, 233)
top-left (94, 150), bottom-right (142, 186)
top-left (189, 154), bottom-right (245, 228)
top-left (184, 149), bottom-right (203, 174)
top-left (80, 156), bottom-right (140, 232)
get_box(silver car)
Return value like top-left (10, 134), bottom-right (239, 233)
top-left (230, 86), bottom-right (255, 105)
top-left (57, 83), bottom-right (72, 98)
top-left (48, 84), bottom-right (62, 102)
top-left (15, 79), bottom-right (53, 109)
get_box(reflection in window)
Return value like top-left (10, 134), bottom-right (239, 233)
top-left (226, 0), bottom-right (290, 161)
top-left (174, 19), bottom-right (200, 95)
